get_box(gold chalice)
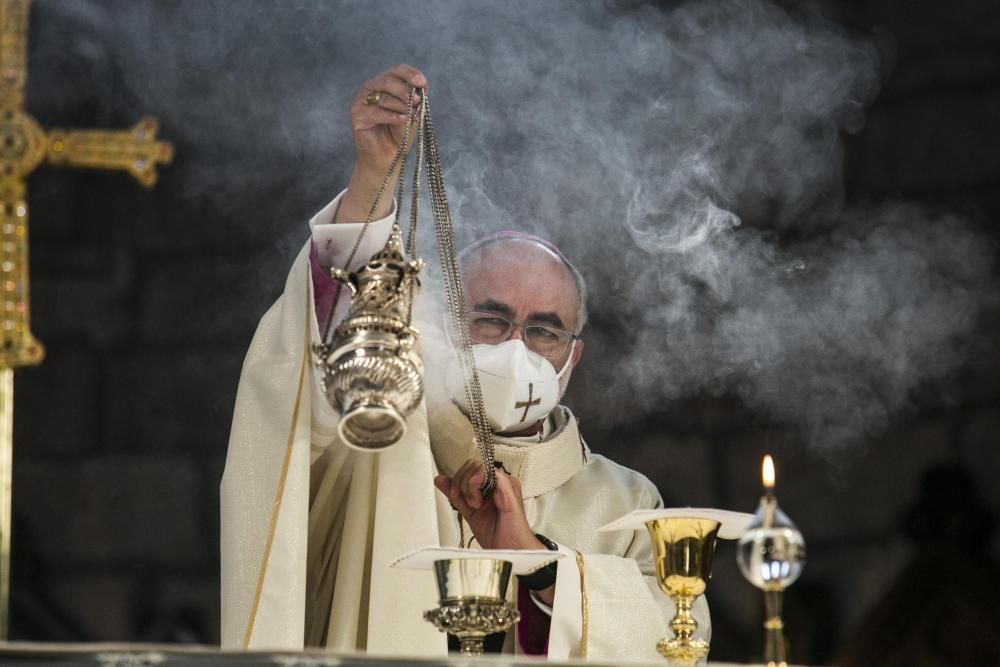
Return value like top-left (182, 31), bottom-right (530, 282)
top-left (646, 517), bottom-right (720, 664)
top-left (600, 508), bottom-right (752, 665)
top-left (422, 558), bottom-right (520, 656)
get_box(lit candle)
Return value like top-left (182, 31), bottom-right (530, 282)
top-left (760, 455), bottom-right (777, 528)
top-left (738, 453), bottom-right (806, 667)
top-left (762, 454), bottom-right (775, 492)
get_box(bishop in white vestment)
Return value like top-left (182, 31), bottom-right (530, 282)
top-left (220, 64), bottom-right (710, 661)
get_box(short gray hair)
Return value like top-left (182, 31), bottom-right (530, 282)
top-left (458, 234), bottom-right (589, 334)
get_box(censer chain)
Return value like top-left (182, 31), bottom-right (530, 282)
top-left (420, 92), bottom-right (496, 495)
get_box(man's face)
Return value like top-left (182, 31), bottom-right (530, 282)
top-left (461, 239), bottom-right (585, 392)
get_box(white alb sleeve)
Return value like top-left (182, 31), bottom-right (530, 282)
top-left (309, 189), bottom-right (395, 270)
top-left (528, 589), bottom-right (554, 617)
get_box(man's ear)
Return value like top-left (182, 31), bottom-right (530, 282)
top-left (570, 338), bottom-right (584, 369)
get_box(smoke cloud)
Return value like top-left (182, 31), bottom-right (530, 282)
top-left (36, 0), bottom-right (998, 448)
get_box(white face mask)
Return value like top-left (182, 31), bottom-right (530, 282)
top-left (448, 339), bottom-right (573, 434)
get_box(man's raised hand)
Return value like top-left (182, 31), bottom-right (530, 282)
top-left (433, 459), bottom-right (547, 552)
top-left (335, 64), bottom-right (426, 224)
top-left (350, 64), bottom-right (426, 174)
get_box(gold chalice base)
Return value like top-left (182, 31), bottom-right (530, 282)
top-left (657, 636), bottom-right (710, 663)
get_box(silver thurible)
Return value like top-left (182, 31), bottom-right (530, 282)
top-left (313, 224), bottom-right (425, 450)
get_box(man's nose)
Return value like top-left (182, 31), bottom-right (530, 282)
top-left (507, 324), bottom-right (526, 341)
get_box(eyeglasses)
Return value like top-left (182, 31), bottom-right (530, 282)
top-left (466, 311), bottom-right (578, 361)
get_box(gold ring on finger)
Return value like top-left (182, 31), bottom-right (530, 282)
top-left (364, 91), bottom-right (382, 106)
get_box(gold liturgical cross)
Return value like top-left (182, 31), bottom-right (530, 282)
top-left (0, 0), bottom-right (173, 637)
top-left (515, 383), bottom-right (541, 423)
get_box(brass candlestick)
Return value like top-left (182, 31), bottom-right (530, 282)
top-left (423, 558), bottom-right (520, 656)
top-left (736, 455), bottom-right (806, 667)
top-left (646, 517), bottom-right (721, 665)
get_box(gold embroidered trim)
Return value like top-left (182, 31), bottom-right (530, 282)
top-left (576, 551), bottom-right (589, 659)
top-left (242, 275), bottom-right (312, 648)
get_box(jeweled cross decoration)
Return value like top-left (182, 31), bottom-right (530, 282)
top-left (514, 383), bottom-right (540, 423)
top-left (0, 0), bottom-right (172, 638)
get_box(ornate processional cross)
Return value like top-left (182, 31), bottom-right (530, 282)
top-left (0, 0), bottom-right (173, 638)
top-left (515, 383), bottom-right (540, 423)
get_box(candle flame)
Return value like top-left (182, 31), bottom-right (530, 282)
top-left (762, 454), bottom-right (775, 490)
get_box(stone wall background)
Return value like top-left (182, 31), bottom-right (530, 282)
top-left (9, 0), bottom-right (1000, 663)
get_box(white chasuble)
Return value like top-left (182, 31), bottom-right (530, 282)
top-left (221, 196), bottom-right (710, 661)
top-left (221, 238), bottom-right (444, 656)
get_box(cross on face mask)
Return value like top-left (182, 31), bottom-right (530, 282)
top-left (447, 339), bottom-right (573, 434)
